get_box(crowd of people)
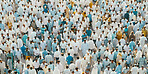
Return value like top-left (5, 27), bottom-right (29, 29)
top-left (0, 0), bottom-right (148, 74)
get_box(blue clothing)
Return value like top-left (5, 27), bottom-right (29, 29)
top-left (66, 55), bottom-right (73, 65)
top-left (88, 14), bottom-right (92, 22)
top-left (42, 50), bottom-right (48, 58)
top-left (39, 58), bottom-right (44, 64)
top-left (124, 28), bottom-right (128, 36)
top-left (22, 34), bottom-right (28, 44)
top-left (86, 30), bottom-right (92, 37)
top-left (113, 51), bottom-right (118, 60)
top-left (81, 34), bottom-right (87, 42)
top-left (129, 41), bottom-right (135, 51)
top-left (115, 65), bottom-right (122, 74)
top-left (21, 45), bottom-right (26, 55)
top-left (41, 27), bottom-right (46, 34)
top-left (0, 23), bottom-right (5, 30)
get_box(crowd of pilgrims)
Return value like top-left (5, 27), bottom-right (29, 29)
top-left (0, 0), bottom-right (148, 74)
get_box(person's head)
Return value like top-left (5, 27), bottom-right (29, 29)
top-left (107, 66), bottom-right (110, 70)
top-left (27, 64), bottom-right (30, 69)
top-left (68, 53), bottom-right (70, 56)
top-left (75, 67), bottom-right (78, 71)
top-left (66, 65), bottom-right (69, 69)
top-left (48, 68), bottom-right (51, 72)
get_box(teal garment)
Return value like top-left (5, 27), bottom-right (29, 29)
top-left (81, 43), bottom-right (89, 56)
top-left (110, 62), bottom-right (116, 70)
top-left (21, 45), bottom-right (26, 55)
top-left (14, 69), bottom-right (20, 74)
top-left (113, 51), bottom-right (118, 60)
top-left (66, 55), bottom-right (73, 65)
top-left (7, 53), bottom-right (13, 61)
top-left (86, 30), bottom-right (92, 37)
top-left (52, 43), bottom-right (57, 52)
top-left (4, 68), bottom-right (9, 74)
top-left (115, 65), bottom-right (122, 74)
top-left (133, 11), bottom-right (138, 16)
top-left (43, 4), bottom-right (48, 9)
top-left (87, 13), bottom-right (92, 22)
top-left (41, 27), bottom-right (46, 34)
top-left (38, 70), bottom-right (45, 74)
top-left (25, 51), bottom-right (30, 56)
top-left (57, 34), bottom-right (61, 43)
top-left (42, 50), bottom-right (48, 58)
top-left (129, 41), bottom-right (135, 51)
top-left (22, 34), bottom-right (28, 44)
top-left (124, 12), bottom-right (129, 20)
top-left (81, 34), bottom-right (87, 42)
top-left (46, 39), bottom-right (52, 51)
top-left (39, 58), bottom-right (44, 64)
top-left (97, 51), bottom-right (101, 59)
top-left (124, 28), bottom-right (128, 36)
top-left (43, 8), bottom-right (48, 13)
top-left (68, 4), bottom-right (72, 10)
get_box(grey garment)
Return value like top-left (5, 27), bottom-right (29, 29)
top-left (128, 25), bottom-right (133, 36)
top-left (1, 53), bottom-right (7, 62)
top-left (0, 62), bottom-right (5, 74)
top-left (30, 22), bottom-right (37, 30)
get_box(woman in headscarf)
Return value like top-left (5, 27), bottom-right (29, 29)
top-left (116, 31), bottom-right (122, 40)
top-left (129, 31), bottom-right (135, 42)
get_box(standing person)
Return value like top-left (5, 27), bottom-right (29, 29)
top-left (130, 64), bottom-right (139, 74)
top-left (115, 63), bottom-right (122, 74)
top-left (23, 64), bottom-right (30, 74)
top-left (81, 39), bottom-right (89, 56)
top-left (33, 59), bottom-right (40, 73)
top-left (0, 59), bottom-right (5, 74)
top-left (15, 60), bottom-right (23, 74)
top-left (66, 53), bottom-right (73, 65)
